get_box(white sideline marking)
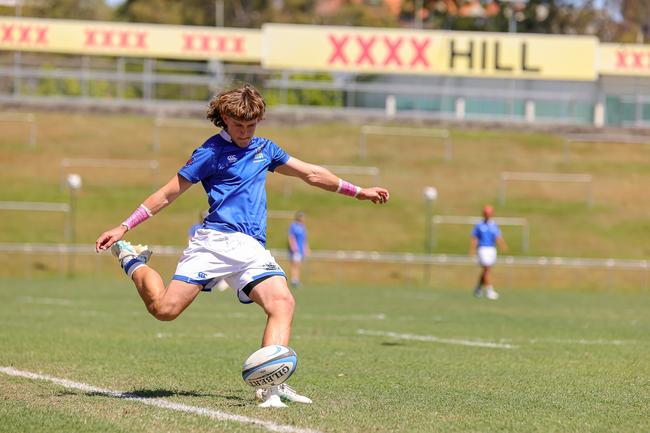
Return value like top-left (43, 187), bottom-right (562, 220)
top-left (0, 367), bottom-right (322, 433)
top-left (154, 332), bottom-right (225, 339)
top-left (357, 329), bottom-right (517, 349)
top-left (529, 338), bottom-right (629, 346)
top-left (301, 313), bottom-right (386, 321)
top-left (17, 296), bottom-right (73, 306)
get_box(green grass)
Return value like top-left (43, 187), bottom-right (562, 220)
top-left (1, 102), bottom-right (649, 432)
top-left (0, 278), bottom-right (648, 433)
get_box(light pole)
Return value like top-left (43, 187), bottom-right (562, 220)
top-left (66, 173), bottom-right (82, 277)
top-left (215, 0), bottom-right (224, 27)
top-left (500, 0), bottom-right (529, 33)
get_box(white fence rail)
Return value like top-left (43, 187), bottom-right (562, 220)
top-left (563, 134), bottom-right (650, 163)
top-left (152, 117), bottom-right (212, 154)
top-left (0, 202), bottom-right (70, 241)
top-left (499, 171), bottom-right (593, 207)
top-left (1, 243), bottom-right (647, 289)
top-left (358, 125), bottom-right (451, 161)
top-left (0, 111), bottom-right (37, 148)
top-left (60, 158), bottom-right (159, 189)
top-left (267, 210), bottom-right (297, 220)
top-left (431, 215), bottom-right (529, 251)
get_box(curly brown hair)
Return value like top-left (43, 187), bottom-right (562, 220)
top-left (206, 84), bottom-right (266, 128)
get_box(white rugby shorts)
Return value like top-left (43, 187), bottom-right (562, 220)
top-left (289, 251), bottom-right (303, 262)
top-left (477, 246), bottom-right (497, 267)
top-left (173, 229), bottom-right (286, 304)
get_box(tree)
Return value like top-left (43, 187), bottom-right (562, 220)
top-left (6, 0), bottom-right (113, 20)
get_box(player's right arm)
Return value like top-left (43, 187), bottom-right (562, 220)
top-left (95, 174), bottom-right (193, 252)
top-left (496, 235), bottom-right (508, 252)
top-left (288, 231), bottom-right (298, 253)
top-left (276, 157), bottom-right (389, 204)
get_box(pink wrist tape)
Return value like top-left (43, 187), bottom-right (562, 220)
top-left (122, 204), bottom-right (153, 230)
top-left (336, 179), bottom-right (361, 197)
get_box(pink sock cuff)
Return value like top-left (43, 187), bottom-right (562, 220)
top-left (122, 204), bottom-right (152, 231)
top-left (336, 179), bottom-right (361, 197)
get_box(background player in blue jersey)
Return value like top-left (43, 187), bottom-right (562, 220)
top-left (187, 209), bottom-right (208, 241)
top-left (95, 84), bottom-right (389, 408)
top-left (469, 204), bottom-right (508, 300)
top-left (287, 211), bottom-right (310, 288)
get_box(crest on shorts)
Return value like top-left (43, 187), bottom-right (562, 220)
top-left (262, 262), bottom-right (280, 271)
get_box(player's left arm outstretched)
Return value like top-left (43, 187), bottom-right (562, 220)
top-left (276, 157), bottom-right (389, 204)
top-left (95, 174), bottom-right (193, 252)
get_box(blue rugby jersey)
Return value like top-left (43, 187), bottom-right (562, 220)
top-left (288, 221), bottom-right (307, 255)
top-left (188, 223), bottom-right (202, 238)
top-left (178, 130), bottom-right (290, 246)
top-left (471, 220), bottom-right (501, 247)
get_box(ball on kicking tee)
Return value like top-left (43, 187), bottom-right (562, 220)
top-left (242, 345), bottom-right (297, 388)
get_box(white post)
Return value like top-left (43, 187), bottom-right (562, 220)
top-left (525, 100), bottom-right (535, 123)
top-left (499, 174), bottom-right (507, 205)
top-left (359, 128), bottom-right (367, 160)
top-left (593, 102), bottom-right (605, 128)
top-left (455, 97), bottom-right (465, 120)
top-left (385, 95), bottom-right (396, 118)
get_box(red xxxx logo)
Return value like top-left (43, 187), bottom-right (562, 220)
top-left (1, 24), bottom-right (48, 45)
top-left (327, 34), bottom-right (431, 68)
top-left (616, 50), bottom-right (650, 69)
top-left (84, 29), bottom-right (147, 49)
top-left (182, 34), bottom-right (245, 54)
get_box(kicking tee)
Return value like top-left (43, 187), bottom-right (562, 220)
top-left (472, 220), bottom-right (501, 247)
top-left (178, 130), bottom-right (290, 246)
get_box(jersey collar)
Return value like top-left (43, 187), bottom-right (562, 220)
top-left (219, 129), bottom-right (232, 142)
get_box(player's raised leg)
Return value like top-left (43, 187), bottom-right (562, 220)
top-left (111, 240), bottom-right (201, 320)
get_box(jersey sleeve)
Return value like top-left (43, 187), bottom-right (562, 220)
top-left (266, 140), bottom-right (290, 172)
top-left (471, 224), bottom-right (479, 238)
top-left (178, 145), bottom-right (214, 183)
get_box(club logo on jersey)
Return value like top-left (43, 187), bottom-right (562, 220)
top-left (253, 152), bottom-right (267, 163)
top-left (227, 155), bottom-right (238, 164)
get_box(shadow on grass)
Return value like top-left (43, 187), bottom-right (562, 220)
top-left (81, 388), bottom-right (248, 406)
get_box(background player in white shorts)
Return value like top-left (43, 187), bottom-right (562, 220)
top-left (95, 84), bottom-right (390, 407)
top-left (469, 204), bottom-right (508, 300)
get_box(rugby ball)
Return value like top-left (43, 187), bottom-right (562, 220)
top-left (241, 345), bottom-right (297, 388)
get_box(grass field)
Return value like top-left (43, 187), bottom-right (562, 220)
top-left (0, 277), bottom-right (648, 433)
top-left (1, 110), bottom-right (649, 432)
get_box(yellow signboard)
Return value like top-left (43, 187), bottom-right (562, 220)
top-left (262, 24), bottom-right (598, 81)
top-left (0, 17), bottom-right (261, 62)
top-left (599, 43), bottom-right (650, 76)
